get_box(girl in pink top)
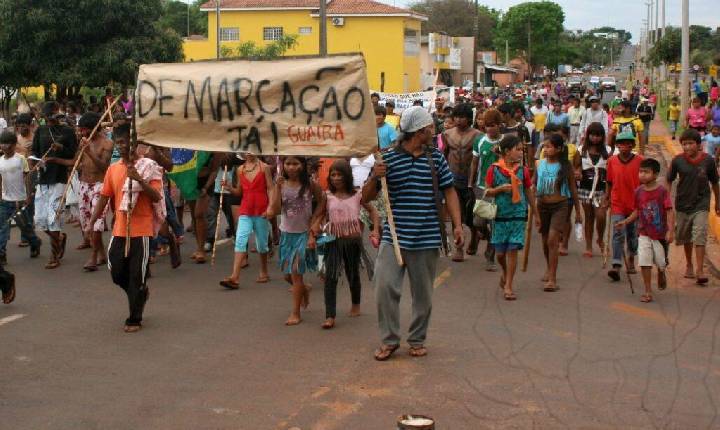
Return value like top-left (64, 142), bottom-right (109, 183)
top-left (313, 160), bottom-right (379, 329)
top-left (267, 156), bottom-right (324, 326)
top-left (219, 153), bottom-right (273, 290)
top-left (685, 97), bottom-right (710, 135)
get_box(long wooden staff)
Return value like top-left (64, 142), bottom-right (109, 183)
top-left (211, 165), bottom-right (228, 266)
top-left (602, 205), bottom-right (612, 268)
top-left (374, 152), bottom-right (403, 266)
top-left (29, 127), bottom-right (61, 173)
top-left (521, 205), bottom-right (534, 272)
top-left (56, 97), bottom-right (121, 216)
top-left (125, 93), bottom-right (139, 258)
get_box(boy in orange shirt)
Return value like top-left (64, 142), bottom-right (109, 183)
top-left (87, 123), bottom-right (163, 333)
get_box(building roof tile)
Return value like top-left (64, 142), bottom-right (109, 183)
top-left (201, 0), bottom-right (424, 17)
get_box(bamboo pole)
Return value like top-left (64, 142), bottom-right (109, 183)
top-left (211, 165), bottom-right (228, 266)
top-left (521, 205), bottom-right (533, 272)
top-left (55, 96), bottom-right (121, 216)
top-left (374, 152), bottom-right (403, 266)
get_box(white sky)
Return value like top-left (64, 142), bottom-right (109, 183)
top-left (384, 0), bottom-right (720, 43)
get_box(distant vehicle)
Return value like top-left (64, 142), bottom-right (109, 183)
top-left (600, 76), bottom-right (617, 91)
top-left (589, 76), bottom-right (600, 87)
top-left (568, 77), bottom-right (585, 94)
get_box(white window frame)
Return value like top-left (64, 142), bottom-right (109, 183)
top-left (220, 27), bottom-right (239, 41)
top-left (263, 27), bottom-right (284, 41)
top-left (298, 26), bottom-right (312, 35)
top-left (404, 28), bottom-right (419, 56)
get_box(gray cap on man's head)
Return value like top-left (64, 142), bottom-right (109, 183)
top-left (399, 106), bottom-right (433, 133)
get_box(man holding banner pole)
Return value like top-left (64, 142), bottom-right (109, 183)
top-left (362, 106), bottom-right (463, 361)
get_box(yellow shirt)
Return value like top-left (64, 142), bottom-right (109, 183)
top-left (612, 117), bottom-right (644, 151)
top-left (668, 105), bottom-right (681, 121)
top-left (385, 115), bottom-right (400, 130)
top-left (539, 143), bottom-right (578, 161)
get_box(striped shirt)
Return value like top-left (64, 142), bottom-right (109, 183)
top-left (381, 146), bottom-right (453, 250)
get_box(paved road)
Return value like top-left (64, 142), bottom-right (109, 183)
top-left (1, 131), bottom-right (719, 429)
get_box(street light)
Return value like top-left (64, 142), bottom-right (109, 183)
top-left (680, 0), bottom-right (689, 124)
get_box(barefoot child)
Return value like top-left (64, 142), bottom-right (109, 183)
top-left (605, 130), bottom-right (643, 282)
top-left (534, 134), bottom-right (582, 292)
top-left (614, 158), bottom-right (674, 302)
top-left (468, 109), bottom-right (503, 271)
top-left (667, 129), bottom-right (720, 285)
top-left (485, 135), bottom-right (538, 300)
top-left (219, 153), bottom-right (273, 289)
top-left (578, 122), bottom-right (610, 258)
top-left (314, 159), bottom-right (380, 329)
top-left (267, 156), bottom-right (324, 325)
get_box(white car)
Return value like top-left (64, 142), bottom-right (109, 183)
top-left (589, 76), bottom-right (600, 87)
top-left (600, 76), bottom-right (616, 91)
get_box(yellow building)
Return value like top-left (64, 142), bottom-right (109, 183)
top-left (184, 0), bottom-right (426, 93)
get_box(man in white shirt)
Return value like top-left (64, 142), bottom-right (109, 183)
top-left (578, 96), bottom-right (608, 146)
top-left (567, 95), bottom-right (586, 145)
top-left (0, 116), bottom-right (7, 135)
top-left (0, 131), bottom-right (42, 265)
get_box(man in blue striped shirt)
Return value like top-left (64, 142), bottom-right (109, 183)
top-left (362, 106), bottom-right (463, 361)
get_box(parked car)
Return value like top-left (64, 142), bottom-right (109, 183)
top-left (568, 77), bottom-right (585, 94)
top-left (600, 76), bottom-right (616, 91)
top-left (589, 76), bottom-right (600, 88)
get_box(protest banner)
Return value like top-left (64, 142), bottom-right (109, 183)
top-left (373, 90), bottom-right (435, 112)
top-left (135, 54), bottom-right (377, 157)
top-left (373, 87), bottom-right (454, 113)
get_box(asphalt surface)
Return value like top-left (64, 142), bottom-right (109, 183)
top-left (1, 126), bottom-right (720, 429)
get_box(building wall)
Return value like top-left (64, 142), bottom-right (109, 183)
top-left (183, 11), bottom-right (421, 93)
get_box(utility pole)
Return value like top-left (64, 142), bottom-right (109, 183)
top-left (215, 0), bottom-right (221, 59)
top-left (187, 0), bottom-right (190, 37)
top-left (473, 0), bottom-right (479, 93)
top-left (659, 0), bottom-right (666, 82)
top-left (505, 40), bottom-right (509, 66)
top-left (319, 0), bottom-right (327, 56)
top-left (680, 0), bottom-right (689, 124)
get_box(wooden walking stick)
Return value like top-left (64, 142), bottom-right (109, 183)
top-left (521, 204), bottom-right (534, 272)
top-left (374, 152), bottom-right (403, 266)
top-left (124, 95), bottom-right (140, 258)
top-left (56, 96), bottom-right (121, 216)
top-left (603, 209), bottom-right (611, 268)
top-left (211, 165), bottom-right (228, 266)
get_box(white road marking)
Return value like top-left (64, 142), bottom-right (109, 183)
top-left (0, 314), bottom-right (26, 326)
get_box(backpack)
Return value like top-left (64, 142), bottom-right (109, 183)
top-left (615, 120), bottom-right (637, 139)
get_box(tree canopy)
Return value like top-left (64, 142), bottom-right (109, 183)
top-left (409, 0), bottom-right (499, 50)
top-left (158, 0), bottom-right (208, 37)
top-left (0, 0), bottom-right (184, 94)
top-left (493, 1), bottom-right (565, 68)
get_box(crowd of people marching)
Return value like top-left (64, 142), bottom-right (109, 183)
top-left (0, 78), bottom-right (718, 361)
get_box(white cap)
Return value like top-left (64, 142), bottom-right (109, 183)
top-left (399, 106), bottom-right (433, 134)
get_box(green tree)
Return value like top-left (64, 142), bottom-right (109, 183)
top-left (648, 26), bottom-right (680, 67)
top-left (221, 35), bottom-right (299, 60)
top-left (493, 1), bottom-right (565, 69)
top-left (159, 0), bottom-right (208, 37)
top-left (409, 0), bottom-right (499, 50)
top-left (0, 0), bottom-right (184, 100)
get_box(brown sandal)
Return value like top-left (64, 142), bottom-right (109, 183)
top-left (409, 345), bottom-right (428, 357)
top-left (45, 260), bottom-right (60, 270)
top-left (256, 275), bottom-right (270, 283)
top-left (374, 344), bottom-right (399, 361)
top-left (640, 294), bottom-right (653, 303)
top-left (219, 278), bottom-right (239, 290)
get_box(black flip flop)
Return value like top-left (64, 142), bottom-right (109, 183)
top-left (697, 277), bottom-right (709, 286)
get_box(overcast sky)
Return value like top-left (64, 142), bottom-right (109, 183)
top-left (384, 0), bottom-right (720, 42)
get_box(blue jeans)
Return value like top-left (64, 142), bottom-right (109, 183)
top-left (611, 214), bottom-right (638, 267)
top-left (0, 200), bottom-right (40, 255)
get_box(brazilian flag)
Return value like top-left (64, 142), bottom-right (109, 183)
top-left (167, 149), bottom-right (211, 201)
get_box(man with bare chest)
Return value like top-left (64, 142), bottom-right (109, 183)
top-left (442, 103), bottom-right (483, 261)
top-left (77, 112), bottom-right (113, 271)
